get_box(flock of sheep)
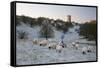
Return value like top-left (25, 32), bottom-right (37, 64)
top-left (32, 39), bottom-right (93, 54)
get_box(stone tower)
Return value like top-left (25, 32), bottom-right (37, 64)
top-left (67, 15), bottom-right (71, 23)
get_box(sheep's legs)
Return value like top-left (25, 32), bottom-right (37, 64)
top-left (76, 47), bottom-right (78, 50)
top-left (58, 50), bottom-right (61, 53)
top-left (56, 50), bottom-right (61, 53)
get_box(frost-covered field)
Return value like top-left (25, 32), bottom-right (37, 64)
top-left (16, 23), bottom-right (96, 65)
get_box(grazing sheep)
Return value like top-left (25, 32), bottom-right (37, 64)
top-left (56, 45), bottom-right (64, 53)
top-left (59, 41), bottom-right (67, 48)
top-left (72, 42), bottom-right (76, 47)
top-left (72, 42), bottom-right (79, 50)
top-left (82, 47), bottom-right (87, 54)
top-left (75, 44), bottom-right (79, 50)
top-left (87, 46), bottom-right (92, 52)
top-left (55, 41), bottom-right (65, 53)
top-left (48, 42), bottom-right (57, 49)
top-left (39, 39), bottom-right (48, 46)
top-left (32, 39), bottom-right (38, 44)
top-left (48, 41), bottom-right (64, 53)
top-left (82, 46), bottom-right (93, 54)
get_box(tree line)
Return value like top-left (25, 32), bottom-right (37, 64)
top-left (16, 15), bottom-right (73, 39)
top-left (79, 20), bottom-right (96, 41)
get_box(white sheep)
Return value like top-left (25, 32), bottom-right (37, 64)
top-left (75, 44), bottom-right (79, 50)
top-left (39, 39), bottom-right (48, 46)
top-left (56, 45), bottom-right (64, 53)
top-left (87, 46), bottom-right (92, 52)
top-left (82, 47), bottom-right (87, 54)
top-left (48, 42), bottom-right (57, 49)
top-left (72, 42), bottom-right (79, 50)
top-left (48, 41), bottom-right (64, 53)
top-left (58, 41), bottom-right (66, 48)
top-left (32, 39), bottom-right (38, 44)
top-left (72, 42), bottom-right (76, 47)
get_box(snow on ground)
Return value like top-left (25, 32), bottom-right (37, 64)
top-left (16, 23), bottom-right (96, 65)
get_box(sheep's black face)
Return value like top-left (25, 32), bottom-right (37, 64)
top-left (87, 50), bottom-right (91, 52)
top-left (48, 47), bottom-right (51, 49)
top-left (62, 45), bottom-right (64, 48)
top-left (82, 51), bottom-right (86, 55)
top-left (40, 44), bottom-right (42, 46)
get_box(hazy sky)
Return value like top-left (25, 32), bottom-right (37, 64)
top-left (16, 3), bottom-right (96, 23)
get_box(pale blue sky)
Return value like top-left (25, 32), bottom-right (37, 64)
top-left (16, 3), bottom-right (96, 23)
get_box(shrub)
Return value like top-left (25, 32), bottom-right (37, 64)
top-left (17, 31), bottom-right (28, 39)
top-left (39, 19), bottom-right (54, 39)
top-left (16, 16), bottom-right (21, 26)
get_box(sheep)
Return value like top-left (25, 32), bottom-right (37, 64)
top-left (39, 39), bottom-right (48, 46)
top-left (87, 46), bottom-right (92, 52)
top-left (32, 39), bottom-right (38, 44)
top-left (82, 47), bottom-right (87, 54)
top-left (58, 41), bottom-right (67, 48)
top-left (55, 41), bottom-right (65, 53)
top-left (48, 41), bottom-right (64, 53)
top-left (81, 46), bottom-right (93, 55)
top-left (72, 42), bottom-right (76, 47)
top-left (72, 42), bottom-right (79, 50)
top-left (56, 45), bottom-right (64, 53)
top-left (48, 42), bottom-right (57, 49)
top-left (75, 44), bottom-right (79, 50)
